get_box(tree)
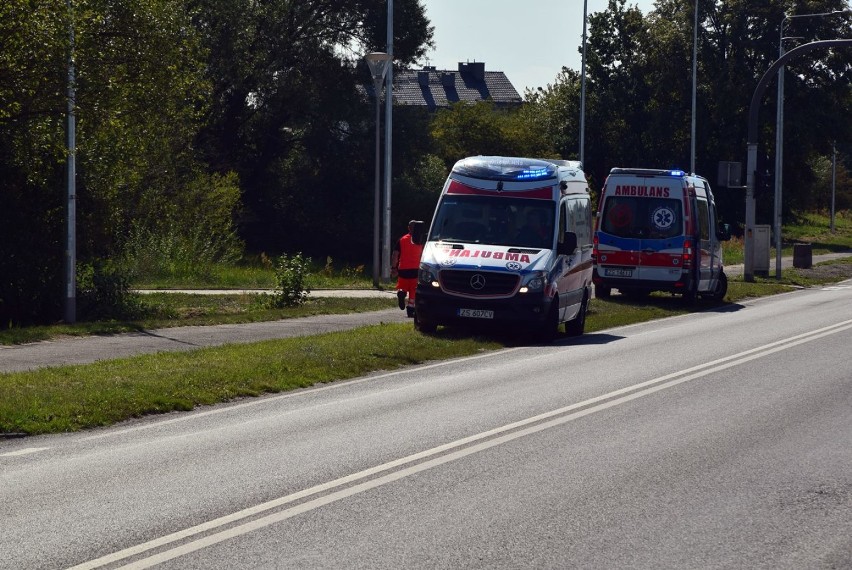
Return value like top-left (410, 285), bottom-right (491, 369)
top-left (187, 0), bottom-right (435, 259)
top-left (0, 0), bottom-right (226, 325)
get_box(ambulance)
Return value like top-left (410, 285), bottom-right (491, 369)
top-left (414, 156), bottom-right (593, 341)
top-left (593, 168), bottom-right (731, 301)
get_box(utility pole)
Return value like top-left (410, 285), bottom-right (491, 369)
top-left (745, 40), bottom-right (852, 281)
top-left (65, 0), bottom-right (77, 323)
top-left (381, 0), bottom-right (394, 281)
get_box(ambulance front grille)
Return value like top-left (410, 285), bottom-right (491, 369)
top-left (439, 270), bottom-right (519, 297)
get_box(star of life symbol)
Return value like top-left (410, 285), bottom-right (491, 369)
top-left (506, 261), bottom-right (522, 271)
top-left (469, 274), bottom-right (486, 290)
top-left (651, 206), bottom-right (675, 231)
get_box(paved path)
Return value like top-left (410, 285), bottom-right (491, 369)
top-left (3, 252), bottom-right (849, 374)
top-left (0, 309), bottom-right (409, 373)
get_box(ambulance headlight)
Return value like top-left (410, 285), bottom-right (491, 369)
top-left (419, 264), bottom-right (439, 287)
top-left (520, 271), bottom-right (547, 293)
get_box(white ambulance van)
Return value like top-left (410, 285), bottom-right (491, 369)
top-left (414, 156), bottom-right (593, 341)
top-left (593, 168), bottom-right (731, 301)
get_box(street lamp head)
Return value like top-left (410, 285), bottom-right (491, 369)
top-left (365, 52), bottom-right (392, 82)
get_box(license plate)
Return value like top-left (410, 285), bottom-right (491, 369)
top-left (457, 308), bottom-right (494, 319)
top-left (604, 267), bottom-right (633, 278)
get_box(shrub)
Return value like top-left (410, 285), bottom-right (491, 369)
top-left (77, 261), bottom-right (143, 320)
top-left (269, 253), bottom-right (311, 308)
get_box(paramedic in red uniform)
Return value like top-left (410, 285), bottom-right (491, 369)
top-left (391, 220), bottom-right (424, 314)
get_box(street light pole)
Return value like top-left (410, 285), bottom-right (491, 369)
top-left (365, 53), bottom-right (391, 288)
top-left (831, 141), bottom-right (837, 234)
top-left (744, 39), bottom-right (852, 282)
top-left (774, 10), bottom-right (845, 278)
top-left (690, 0), bottom-right (698, 174)
top-left (65, 0), bottom-right (77, 324)
top-left (382, 0), bottom-right (394, 281)
top-left (580, 0), bottom-right (587, 165)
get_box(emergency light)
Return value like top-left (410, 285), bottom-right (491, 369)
top-left (516, 168), bottom-right (550, 180)
top-left (669, 170), bottom-right (686, 177)
top-left (453, 156), bottom-right (557, 182)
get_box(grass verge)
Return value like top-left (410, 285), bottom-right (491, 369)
top-left (0, 296), bottom-right (395, 346)
top-left (2, 259), bottom-right (851, 437)
top-left (0, 325), bottom-right (502, 435)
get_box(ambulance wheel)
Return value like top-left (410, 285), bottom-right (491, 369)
top-left (682, 283), bottom-right (698, 304)
top-left (565, 292), bottom-right (588, 337)
top-left (414, 311), bottom-right (437, 334)
top-left (595, 284), bottom-right (611, 299)
top-left (535, 303), bottom-right (561, 343)
top-left (703, 271), bottom-right (728, 302)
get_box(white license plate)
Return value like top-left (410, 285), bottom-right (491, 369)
top-left (604, 268), bottom-right (633, 278)
top-left (457, 308), bottom-right (494, 319)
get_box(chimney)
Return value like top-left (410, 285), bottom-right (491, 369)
top-left (418, 70), bottom-right (429, 86)
top-left (441, 72), bottom-right (455, 88)
top-left (459, 61), bottom-right (485, 81)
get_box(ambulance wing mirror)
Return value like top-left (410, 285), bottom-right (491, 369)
top-left (411, 221), bottom-right (427, 245)
top-left (558, 231), bottom-right (578, 256)
top-left (716, 223), bottom-right (731, 241)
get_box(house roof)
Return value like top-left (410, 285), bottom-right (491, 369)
top-left (369, 62), bottom-right (522, 112)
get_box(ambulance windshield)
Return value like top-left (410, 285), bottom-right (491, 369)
top-left (600, 197), bottom-right (683, 239)
top-left (429, 196), bottom-right (555, 249)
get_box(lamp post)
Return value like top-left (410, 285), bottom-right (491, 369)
top-left (774, 10), bottom-right (845, 278)
top-left (690, 0), bottom-right (698, 174)
top-left (382, 0), bottom-right (394, 281)
top-left (365, 52), bottom-right (391, 288)
top-left (831, 141), bottom-right (836, 234)
top-left (65, 0), bottom-right (77, 324)
top-left (580, 0), bottom-right (587, 165)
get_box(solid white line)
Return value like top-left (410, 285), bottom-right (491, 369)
top-left (0, 447), bottom-right (51, 457)
top-left (69, 318), bottom-right (852, 570)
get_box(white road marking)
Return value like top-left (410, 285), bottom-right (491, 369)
top-left (0, 447), bottom-right (51, 457)
top-left (69, 318), bottom-right (852, 570)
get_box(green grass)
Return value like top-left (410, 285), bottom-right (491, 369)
top-left (133, 255), bottom-right (376, 290)
top-left (722, 210), bottom-right (852, 266)
top-left (7, 258), bottom-right (852, 436)
top-left (0, 296), bottom-right (395, 346)
top-left (0, 324), bottom-right (503, 435)
top-left (3, 218), bottom-right (851, 437)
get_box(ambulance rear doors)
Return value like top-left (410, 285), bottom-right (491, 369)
top-left (596, 172), bottom-right (689, 287)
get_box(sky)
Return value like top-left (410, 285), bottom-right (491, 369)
top-left (422, 0), bottom-right (657, 96)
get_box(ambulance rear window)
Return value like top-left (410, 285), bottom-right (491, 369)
top-left (600, 197), bottom-right (682, 239)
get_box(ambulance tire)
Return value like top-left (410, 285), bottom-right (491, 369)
top-left (534, 303), bottom-right (561, 343)
top-left (414, 311), bottom-right (437, 334)
top-left (703, 271), bottom-right (728, 302)
top-left (682, 282), bottom-right (698, 304)
top-left (595, 284), bottom-right (611, 299)
top-left (565, 292), bottom-right (588, 337)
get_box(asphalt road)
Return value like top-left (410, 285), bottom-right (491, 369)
top-left (2, 280), bottom-right (850, 569)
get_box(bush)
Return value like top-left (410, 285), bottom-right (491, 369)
top-left (269, 253), bottom-right (311, 308)
top-left (77, 261), bottom-right (143, 320)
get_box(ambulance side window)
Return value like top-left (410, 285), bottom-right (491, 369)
top-left (697, 199), bottom-right (710, 241)
top-left (574, 197), bottom-right (592, 247)
top-left (560, 197), bottom-right (592, 249)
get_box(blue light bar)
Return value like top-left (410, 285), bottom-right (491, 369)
top-left (516, 167), bottom-right (550, 180)
top-left (669, 169), bottom-right (686, 177)
top-left (452, 156), bottom-right (557, 182)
